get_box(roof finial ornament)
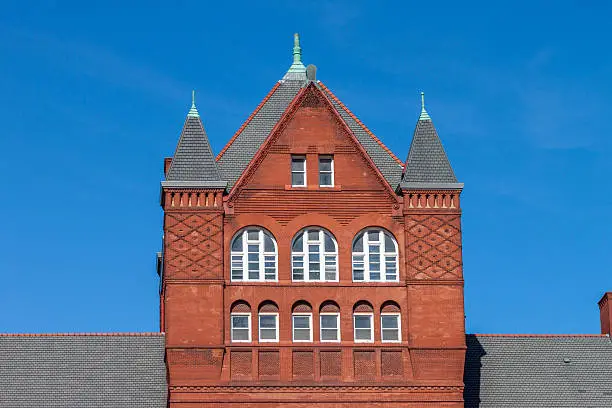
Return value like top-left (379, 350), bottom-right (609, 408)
top-left (285, 33), bottom-right (307, 79)
top-left (419, 91), bottom-right (431, 121)
top-left (188, 89), bottom-right (199, 118)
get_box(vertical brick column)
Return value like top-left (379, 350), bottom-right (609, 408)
top-left (161, 188), bottom-right (225, 385)
top-left (403, 189), bottom-right (466, 384)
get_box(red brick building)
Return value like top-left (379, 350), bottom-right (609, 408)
top-left (2, 34), bottom-right (612, 408)
top-left (160, 33), bottom-right (466, 407)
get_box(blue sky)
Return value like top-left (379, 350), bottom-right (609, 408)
top-left (1, 1), bottom-right (610, 334)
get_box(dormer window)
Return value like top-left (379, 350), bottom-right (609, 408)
top-left (319, 156), bottom-right (334, 187)
top-left (291, 156), bottom-right (306, 187)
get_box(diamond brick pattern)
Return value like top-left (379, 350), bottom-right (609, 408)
top-left (354, 350), bottom-right (376, 380)
top-left (320, 351), bottom-right (342, 377)
top-left (230, 351), bottom-right (251, 379)
top-left (406, 214), bottom-right (463, 280)
top-left (164, 213), bottom-right (223, 279)
top-left (258, 351), bottom-right (280, 378)
top-left (381, 350), bottom-right (403, 377)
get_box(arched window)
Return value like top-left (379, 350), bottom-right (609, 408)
top-left (292, 301), bottom-right (313, 342)
top-left (352, 228), bottom-right (398, 282)
top-left (320, 301), bottom-right (340, 342)
top-left (258, 301), bottom-right (279, 342)
top-left (381, 301), bottom-right (401, 343)
top-left (291, 227), bottom-right (338, 281)
top-left (353, 301), bottom-right (374, 343)
top-left (230, 301), bottom-right (251, 342)
top-left (231, 227), bottom-right (277, 281)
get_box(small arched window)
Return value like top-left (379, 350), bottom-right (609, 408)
top-left (352, 228), bottom-right (398, 282)
top-left (291, 227), bottom-right (338, 281)
top-left (231, 227), bottom-right (277, 281)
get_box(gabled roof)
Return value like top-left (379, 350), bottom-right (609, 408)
top-left (165, 104), bottom-right (225, 188)
top-left (400, 97), bottom-right (460, 189)
top-left (464, 334), bottom-right (612, 408)
top-left (0, 333), bottom-right (167, 408)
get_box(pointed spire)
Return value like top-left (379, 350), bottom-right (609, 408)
top-left (400, 94), bottom-right (461, 189)
top-left (187, 89), bottom-right (199, 118)
top-left (284, 33), bottom-right (307, 80)
top-left (419, 92), bottom-right (431, 121)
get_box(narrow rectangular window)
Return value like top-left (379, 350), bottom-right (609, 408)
top-left (319, 156), bottom-right (334, 187)
top-left (292, 254), bottom-right (305, 280)
top-left (291, 156), bottom-right (306, 187)
top-left (231, 313), bottom-right (251, 342)
top-left (320, 313), bottom-right (340, 342)
top-left (381, 314), bottom-right (401, 342)
top-left (259, 313), bottom-right (279, 342)
top-left (353, 313), bottom-right (373, 342)
top-left (292, 314), bottom-right (312, 342)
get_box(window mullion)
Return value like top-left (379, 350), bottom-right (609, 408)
top-left (319, 232), bottom-right (324, 282)
top-left (364, 232), bottom-right (370, 282)
top-left (242, 232), bottom-right (248, 281)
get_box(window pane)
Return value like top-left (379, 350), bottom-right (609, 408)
top-left (292, 234), bottom-right (303, 252)
top-left (259, 315), bottom-right (277, 328)
top-left (353, 254), bottom-right (365, 281)
top-left (321, 315), bottom-right (338, 329)
top-left (384, 232), bottom-right (395, 252)
top-left (260, 329), bottom-right (277, 340)
top-left (247, 230), bottom-right (259, 241)
top-left (354, 315), bottom-right (371, 329)
top-left (382, 315), bottom-right (398, 329)
top-left (319, 158), bottom-right (332, 171)
top-left (382, 329), bottom-right (399, 341)
top-left (294, 329), bottom-right (311, 341)
top-left (308, 230), bottom-right (320, 241)
top-left (324, 232), bottom-right (335, 252)
top-left (291, 172), bottom-right (304, 186)
top-left (319, 173), bottom-right (332, 186)
top-left (293, 316), bottom-right (310, 329)
top-left (232, 329), bottom-right (249, 341)
top-left (264, 234), bottom-right (275, 252)
top-left (353, 235), bottom-right (364, 252)
top-left (231, 235), bottom-right (243, 251)
top-left (292, 255), bottom-right (304, 280)
top-left (232, 316), bottom-right (249, 328)
top-left (291, 157), bottom-right (305, 171)
top-left (355, 328), bottom-right (372, 341)
top-left (321, 329), bottom-right (338, 341)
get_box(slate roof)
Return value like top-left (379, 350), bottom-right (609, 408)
top-left (0, 334), bottom-right (167, 408)
top-left (464, 334), bottom-right (612, 408)
top-left (165, 114), bottom-right (223, 185)
top-left (400, 115), bottom-right (459, 188)
top-left (215, 79), bottom-right (404, 190)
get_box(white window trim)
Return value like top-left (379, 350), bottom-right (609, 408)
top-left (291, 228), bottom-right (339, 282)
top-left (353, 312), bottom-right (374, 343)
top-left (230, 313), bottom-right (251, 343)
top-left (352, 228), bottom-right (399, 282)
top-left (320, 312), bottom-right (341, 342)
top-left (381, 313), bottom-right (402, 343)
top-left (292, 313), bottom-right (313, 342)
top-left (258, 312), bottom-right (279, 343)
top-left (230, 228), bottom-right (278, 282)
top-left (319, 155), bottom-right (334, 187)
top-left (291, 156), bottom-right (307, 187)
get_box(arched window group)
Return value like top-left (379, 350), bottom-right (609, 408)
top-left (229, 300), bottom-right (401, 343)
top-left (230, 226), bottom-right (398, 282)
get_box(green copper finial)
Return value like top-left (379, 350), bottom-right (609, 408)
top-left (188, 89), bottom-right (199, 118)
top-left (286, 33), bottom-right (306, 77)
top-left (419, 91), bottom-right (431, 121)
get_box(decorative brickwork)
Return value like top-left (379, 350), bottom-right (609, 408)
top-left (405, 214), bottom-right (462, 280)
top-left (258, 350), bottom-right (280, 378)
top-left (292, 351), bottom-right (314, 379)
top-left (231, 351), bottom-right (252, 380)
top-left (381, 350), bottom-right (403, 377)
top-left (354, 350), bottom-right (376, 380)
top-left (320, 350), bottom-right (342, 377)
top-left (164, 213), bottom-right (223, 280)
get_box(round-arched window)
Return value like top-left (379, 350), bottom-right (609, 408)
top-left (231, 227), bottom-right (277, 281)
top-left (291, 227), bottom-right (338, 281)
top-left (352, 228), bottom-right (398, 282)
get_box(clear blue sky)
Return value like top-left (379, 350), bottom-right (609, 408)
top-left (1, 1), bottom-right (610, 334)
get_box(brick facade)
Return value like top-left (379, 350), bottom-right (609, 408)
top-left (161, 84), bottom-right (465, 406)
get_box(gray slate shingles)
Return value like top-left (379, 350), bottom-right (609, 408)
top-left (166, 115), bottom-right (221, 182)
top-left (464, 334), bottom-right (612, 408)
top-left (401, 118), bottom-right (458, 186)
top-left (0, 334), bottom-right (167, 408)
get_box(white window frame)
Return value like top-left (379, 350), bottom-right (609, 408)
top-left (352, 228), bottom-right (399, 282)
top-left (292, 313), bottom-right (313, 342)
top-left (291, 228), bottom-right (338, 282)
top-left (230, 313), bottom-right (251, 343)
top-left (291, 155), bottom-right (307, 187)
top-left (353, 313), bottom-right (374, 343)
top-left (318, 155), bottom-right (334, 187)
top-left (258, 312), bottom-right (279, 343)
top-left (381, 313), bottom-right (401, 343)
top-left (230, 228), bottom-right (278, 282)
top-left (320, 312), bottom-right (341, 342)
